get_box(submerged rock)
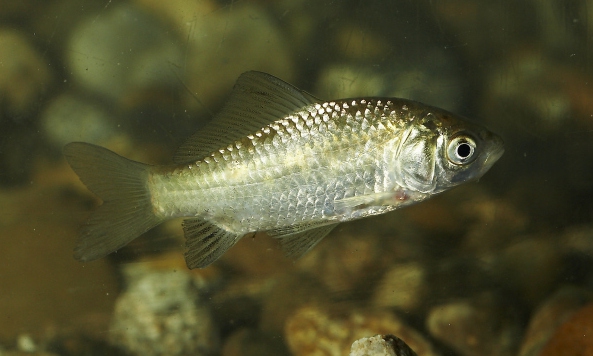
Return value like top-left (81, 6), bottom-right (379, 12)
top-left (109, 266), bottom-right (219, 356)
top-left (539, 301), bottom-right (593, 356)
top-left (67, 3), bottom-right (183, 103)
top-left (518, 286), bottom-right (593, 356)
top-left (426, 293), bottom-right (522, 356)
top-left (285, 306), bottom-right (439, 356)
top-left (41, 93), bottom-right (122, 149)
top-left (372, 262), bottom-right (428, 312)
top-left (350, 334), bottom-right (419, 356)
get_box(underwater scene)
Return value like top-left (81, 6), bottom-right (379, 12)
top-left (1, 0), bottom-right (593, 355)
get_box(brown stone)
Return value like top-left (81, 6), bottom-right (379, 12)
top-left (285, 306), bottom-right (439, 356)
top-left (540, 302), bottom-right (593, 356)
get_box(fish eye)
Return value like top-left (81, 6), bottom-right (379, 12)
top-left (447, 135), bottom-right (477, 165)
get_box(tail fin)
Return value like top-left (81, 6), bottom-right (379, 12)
top-left (63, 142), bottom-right (162, 262)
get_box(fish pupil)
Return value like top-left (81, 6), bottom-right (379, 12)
top-left (457, 142), bottom-right (472, 158)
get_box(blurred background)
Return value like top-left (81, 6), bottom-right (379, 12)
top-left (1, 0), bottom-right (593, 355)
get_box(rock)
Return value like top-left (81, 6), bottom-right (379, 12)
top-left (316, 60), bottom-right (463, 114)
top-left (561, 225), bottom-right (593, 256)
top-left (0, 29), bottom-right (53, 121)
top-left (295, 219), bottom-right (420, 296)
top-left (494, 236), bottom-right (562, 306)
top-left (109, 265), bottom-right (219, 356)
top-left (285, 306), bottom-right (439, 356)
top-left (426, 293), bottom-right (522, 356)
top-left (350, 334), bottom-right (419, 356)
top-left (181, 1), bottom-right (295, 114)
top-left (41, 93), bottom-right (123, 149)
top-left (296, 227), bottom-right (386, 294)
top-left (518, 286), bottom-right (593, 356)
top-left (135, 0), bottom-right (295, 115)
top-left (483, 49), bottom-right (572, 134)
top-left (539, 301), bottom-right (593, 356)
top-left (67, 3), bottom-right (183, 103)
top-left (372, 262), bottom-right (428, 312)
top-left (458, 189), bottom-right (529, 263)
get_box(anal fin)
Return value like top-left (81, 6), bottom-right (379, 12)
top-left (333, 192), bottom-right (396, 212)
top-left (183, 218), bottom-right (242, 269)
top-left (276, 223), bottom-right (339, 259)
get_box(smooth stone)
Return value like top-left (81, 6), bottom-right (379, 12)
top-left (539, 302), bottom-right (593, 355)
top-left (109, 265), bottom-right (219, 356)
top-left (426, 293), bottom-right (522, 356)
top-left (286, 306), bottom-right (439, 356)
top-left (372, 262), bottom-right (428, 312)
top-left (518, 286), bottom-right (593, 356)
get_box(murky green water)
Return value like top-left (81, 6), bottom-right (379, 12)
top-left (1, 0), bottom-right (592, 355)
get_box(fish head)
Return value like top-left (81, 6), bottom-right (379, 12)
top-left (394, 105), bottom-right (504, 194)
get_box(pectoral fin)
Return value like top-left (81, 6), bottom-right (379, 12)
top-left (333, 192), bottom-right (396, 212)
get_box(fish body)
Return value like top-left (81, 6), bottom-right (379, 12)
top-left (64, 71), bottom-right (504, 268)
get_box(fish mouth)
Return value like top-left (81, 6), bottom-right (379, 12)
top-left (480, 134), bottom-right (505, 173)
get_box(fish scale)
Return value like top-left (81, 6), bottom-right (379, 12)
top-left (150, 99), bottom-right (418, 233)
top-left (63, 71), bottom-right (503, 268)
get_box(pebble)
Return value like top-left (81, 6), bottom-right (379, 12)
top-left (539, 301), bottom-right (593, 355)
top-left (67, 3), bottom-right (183, 103)
top-left (483, 49), bottom-right (572, 134)
top-left (316, 61), bottom-right (463, 114)
top-left (285, 306), bottom-right (439, 356)
top-left (518, 286), bottom-right (593, 356)
top-left (135, 0), bottom-right (295, 114)
top-left (493, 236), bottom-right (562, 306)
top-left (371, 262), bottom-right (428, 312)
top-left (109, 265), bottom-right (219, 356)
top-left (350, 334), bottom-right (418, 356)
top-left (41, 93), bottom-right (122, 149)
top-left (183, 1), bottom-right (295, 113)
top-left (296, 218), bottom-right (425, 296)
top-left (426, 292), bottom-right (522, 356)
top-left (561, 225), bottom-right (593, 256)
top-left (295, 224), bottom-right (391, 294)
top-left (0, 29), bottom-right (53, 121)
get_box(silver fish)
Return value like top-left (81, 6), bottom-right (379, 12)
top-left (64, 71), bottom-right (504, 268)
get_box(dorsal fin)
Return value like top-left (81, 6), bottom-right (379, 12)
top-left (174, 71), bottom-right (322, 164)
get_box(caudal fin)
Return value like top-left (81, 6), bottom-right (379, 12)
top-left (63, 142), bottom-right (162, 262)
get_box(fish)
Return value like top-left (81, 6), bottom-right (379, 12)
top-left (63, 71), bottom-right (504, 269)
